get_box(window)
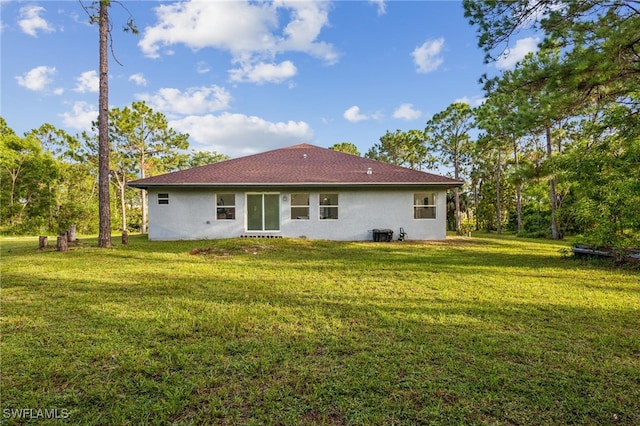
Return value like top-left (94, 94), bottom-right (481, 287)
top-left (414, 192), bottom-right (436, 219)
top-left (319, 193), bottom-right (338, 220)
top-left (291, 193), bottom-right (310, 219)
top-left (157, 193), bottom-right (169, 205)
top-left (216, 193), bottom-right (236, 220)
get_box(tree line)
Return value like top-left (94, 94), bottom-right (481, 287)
top-left (355, 1), bottom-right (639, 250)
top-left (0, 103), bottom-right (228, 236)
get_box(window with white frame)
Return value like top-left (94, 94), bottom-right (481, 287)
top-left (414, 192), bottom-right (436, 219)
top-left (319, 193), bottom-right (338, 220)
top-left (157, 193), bottom-right (169, 205)
top-left (291, 193), bottom-right (310, 219)
top-left (216, 193), bottom-right (236, 219)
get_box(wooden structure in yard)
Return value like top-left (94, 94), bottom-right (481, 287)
top-left (57, 233), bottom-right (68, 252)
top-left (39, 224), bottom-right (78, 251)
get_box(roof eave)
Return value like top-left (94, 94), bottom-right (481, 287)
top-left (128, 181), bottom-right (463, 190)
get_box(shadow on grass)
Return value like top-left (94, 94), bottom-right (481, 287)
top-left (4, 268), bottom-right (639, 424)
top-left (3, 235), bottom-right (639, 424)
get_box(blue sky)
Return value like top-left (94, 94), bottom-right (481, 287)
top-left (1, 1), bottom-right (539, 158)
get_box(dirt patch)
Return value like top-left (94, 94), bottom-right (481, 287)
top-left (189, 243), bottom-right (269, 257)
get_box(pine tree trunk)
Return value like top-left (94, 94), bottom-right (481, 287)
top-left (48, 184), bottom-right (55, 232)
top-left (474, 179), bottom-right (481, 231)
top-left (97, 1), bottom-right (111, 248)
top-left (454, 187), bottom-right (461, 233)
top-left (454, 157), bottom-right (461, 233)
top-left (546, 126), bottom-right (560, 240)
top-left (496, 150), bottom-right (502, 234)
top-left (140, 151), bottom-right (147, 234)
top-left (119, 181), bottom-right (127, 232)
top-left (513, 139), bottom-right (523, 233)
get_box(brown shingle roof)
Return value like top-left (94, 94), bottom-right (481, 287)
top-left (129, 143), bottom-right (462, 188)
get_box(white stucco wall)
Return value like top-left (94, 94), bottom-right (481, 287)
top-left (147, 187), bottom-right (448, 241)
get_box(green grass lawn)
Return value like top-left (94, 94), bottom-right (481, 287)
top-left (2, 234), bottom-right (639, 425)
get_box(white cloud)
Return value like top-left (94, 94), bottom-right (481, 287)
top-left (18, 5), bottom-right (55, 37)
top-left (169, 113), bottom-right (313, 157)
top-left (139, 1), bottom-right (275, 58)
top-left (496, 36), bottom-right (539, 69)
top-left (454, 96), bottom-right (486, 107)
top-left (369, 0), bottom-right (386, 16)
top-left (128, 73), bottom-right (147, 86)
top-left (74, 70), bottom-right (99, 93)
top-left (276, 1), bottom-right (339, 64)
top-left (69, 11), bottom-right (88, 27)
top-left (343, 106), bottom-right (383, 123)
top-left (393, 103), bottom-right (422, 120)
top-left (139, 0), bottom-right (339, 79)
top-left (15, 65), bottom-right (56, 91)
top-left (229, 60), bottom-right (297, 84)
top-left (412, 38), bottom-right (445, 74)
top-left (61, 101), bottom-right (97, 130)
top-left (137, 85), bottom-right (232, 115)
top-left (196, 61), bottom-right (211, 74)
top-left (343, 106), bottom-right (369, 123)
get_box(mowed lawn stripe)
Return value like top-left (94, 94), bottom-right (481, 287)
top-left (2, 235), bottom-right (638, 425)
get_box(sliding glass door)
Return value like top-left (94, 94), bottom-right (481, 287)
top-left (247, 193), bottom-right (280, 231)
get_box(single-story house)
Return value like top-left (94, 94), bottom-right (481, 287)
top-left (128, 143), bottom-right (462, 241)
